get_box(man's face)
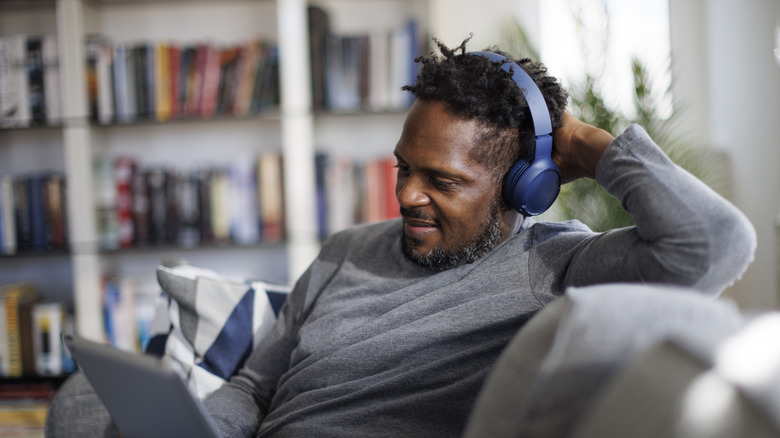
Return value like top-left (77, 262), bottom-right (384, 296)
top-left (393, 100), bottom-right (513, 270)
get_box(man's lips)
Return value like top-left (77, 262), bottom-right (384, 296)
top-left (403, 218), bottom-right (439, 240)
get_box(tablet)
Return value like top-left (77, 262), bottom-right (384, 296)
top-left (63, 334), bottom-right (221, 438)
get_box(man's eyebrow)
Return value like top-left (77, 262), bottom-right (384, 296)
top-left (392, 150), bottom-right (467, 181)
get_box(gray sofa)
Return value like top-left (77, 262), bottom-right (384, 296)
top-left (47, 283), bottom-right (780, 437)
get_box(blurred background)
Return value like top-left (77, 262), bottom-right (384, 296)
top-left (0, 0), bottom-right (777, 364)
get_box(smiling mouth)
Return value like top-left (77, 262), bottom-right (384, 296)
top-left (403, 218), bottom-right (439, 240)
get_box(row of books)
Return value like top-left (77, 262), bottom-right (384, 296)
top-left (0, 173), bottom-right (68, 255)
top-left (315, 154), bottom-right (401, 239)
top-left (87, 36), bottom-right (281, 125)
top-left (0, 377), bottom-right (61, 436)
top-left (309, 6), bottom-right (420, 113)
top-left (0, 12), bottom-right (421, 130)
top-left (0, 35), bottom-right (61, 128)
top-left (101, 273), bottom-right (159, 353)
top-left (0, 283), bottom-right (75, 378)
top-left (95, 153), bottom-right (285, 251)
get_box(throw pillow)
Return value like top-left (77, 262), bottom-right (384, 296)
top-left (145, 263), bottom-right (290, 400)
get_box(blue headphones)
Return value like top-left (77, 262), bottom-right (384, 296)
top-left (470, 51), bottom-right (561, 216)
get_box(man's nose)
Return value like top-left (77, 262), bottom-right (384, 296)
top-left (396, 174), bottom-right (430, 208)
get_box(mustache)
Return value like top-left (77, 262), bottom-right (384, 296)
top-left (400, 207), bottom-right (440, 226)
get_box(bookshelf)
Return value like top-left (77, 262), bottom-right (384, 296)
top-left (0, 0), bottom-right (430, 355)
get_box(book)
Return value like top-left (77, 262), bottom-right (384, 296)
top-left (368, 31), bottom-right (390, 111)
top-left (0, 175), bottom-right (17, 255)
top-left (131, 168), bottom-right (150, 246)
top-left (43, 173), bottom-right (67, 250)
top-left (31, 302), bottom-right (65, 376)
top-left (381, 158), bottom-right (400, 219)
top-left (250, 43), bottom-right (279, 112)
top-left (0, 295), bottom-right (6, 375)
top-left (26, 36), bottom-right (46, 125)
top-left (13, 177), bottom-right (31, 252)
top-left (325, 156), bottom-right (356, 235)
top-left (168, 44), bottom-right (182, 118)
top-left (146, 168), bottom-right (170, 245)
top-left (194, 168), bottom-right (213, 244)
top-left (257, 151), bottom-right (285, 242)
top-left (3, 35), bottom-right (31, 127)
top-left (232, 41), bottom-right (262, 116)
top-left (133, 44), bottom-right (151, 120)
top-left (209, 168), bottom-right (230, 243)
top-left (314, 153), bottom-right (329, 239)
top-left (199, 45), bottom-right (222, 118)
top-left (154, 41), bottom-right (172, 121)
top-left (102, 274), bottom-right (136, 351)
top-left (308, 6), bottom-right (330, 111)
top-left (229, 160), bottom-right (260, 246)
top-left (113, 43), bottom-right (132, 123)
top-left (114, 157), bottom-right (136, 248)
top-left (26, 174), bottom-right (48, 251)
top-left (86, 34), bottom-right (114, 124)
top-left (388, 21), bottom-right (416, 110)
top-left (95, 156), bottom-right (118, 250)
top-left (176, 171), bottom-right (200, 248)
top-left (41, 35), bottom-right (61, 125)
top-left (216, 45), bottom-right (240, 116)
top-left (0, 37), bottom-right (17, 127)
top-left (2, 283), bottom-right (37, 377)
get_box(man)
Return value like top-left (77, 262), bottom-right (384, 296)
top-left (47, 38), bottom-right (755, 437)
top-left (201, 38), bottom-right (755, 437)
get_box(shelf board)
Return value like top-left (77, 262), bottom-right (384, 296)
top-left (98, 239), bottom-right (286, 256)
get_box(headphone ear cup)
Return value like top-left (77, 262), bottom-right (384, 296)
top-left (503, 155), bottom-right (561, 216)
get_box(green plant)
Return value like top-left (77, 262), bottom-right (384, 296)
top-left (498, 18), bottom-right (721, 231)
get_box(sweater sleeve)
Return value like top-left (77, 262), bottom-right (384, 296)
top-left (529, 124), bottom-right (756, 298)
top-left (202, 266), bottom-right (313, 438)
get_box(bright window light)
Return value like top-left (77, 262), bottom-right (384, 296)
top-left (540, 0), bottom-right (673, 119)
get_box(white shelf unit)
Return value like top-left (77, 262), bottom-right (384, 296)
top-left (1, 0), bottom-right (432, 341)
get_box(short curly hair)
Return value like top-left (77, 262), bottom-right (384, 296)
top-left (402, 36), bottom-right (569, 184)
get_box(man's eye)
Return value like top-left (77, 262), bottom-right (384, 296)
top-left (394, 163), bottom-right (410, 173)
top-left (430, 177), bottom-right (453, 189)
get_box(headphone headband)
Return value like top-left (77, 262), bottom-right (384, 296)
top-left (469, 51), bottom-right (552, 140)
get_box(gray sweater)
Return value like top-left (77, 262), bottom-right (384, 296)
top-left (204, 125), bottom-right (756, 437)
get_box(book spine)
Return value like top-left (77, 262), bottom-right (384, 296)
top-left (13, 177), bottom-right (31, 252)
top-left (382, 158), bottom-right (400, 220)
top-left (0, 37), bottom-right (17, 127)
top-left (115, 157), bottom-right (136, 248)
top-left (131, 168), bottom-right (149, 246)
top-left (155, 41), bottom-right (171, 121)
top-left (258, 152), bottom-right (285, 242)
top-left (42, 35), bottom-right (60, 125)
top-left (43, 174), bottom-right (66, 249)
top-left (3, 284), bottom-right (37, 377)
top-left (26, 175), bottom-right (48, 251)
top-left (95, 37), bottom-right (114, 124)
top-left (26, 36), bottom-right (46, 125)
top-left (11, 35), bottom-right (31, 127)
top-left (0, 175), bottom-right (17, 255)
top-left (168, 44), bottom-right (181, 118)
top-left (146, 169), bottom-right (169, 245)
top-left (32, 302), bottom-right (64, 376)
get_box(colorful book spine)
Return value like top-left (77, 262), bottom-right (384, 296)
top-left (31, 302), bottom-right (65, 376)
top-left (2, 283), bottom-right (37, 377)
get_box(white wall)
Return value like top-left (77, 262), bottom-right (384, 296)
top-left (428, 0), bottom-right (540, 53)
top-left (670, 0), bottom-right (780, 310)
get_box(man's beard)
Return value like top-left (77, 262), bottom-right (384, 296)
top-left (401, 198), bottom-right (505, 271)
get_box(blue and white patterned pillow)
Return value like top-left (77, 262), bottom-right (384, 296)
top-left (145, 264), bottom-right (289, 400)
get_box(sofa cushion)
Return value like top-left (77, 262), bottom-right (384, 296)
top-left (148, 263), bottom-right (290, 400)
top-left (463, 283), bottom-right (745, 438)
